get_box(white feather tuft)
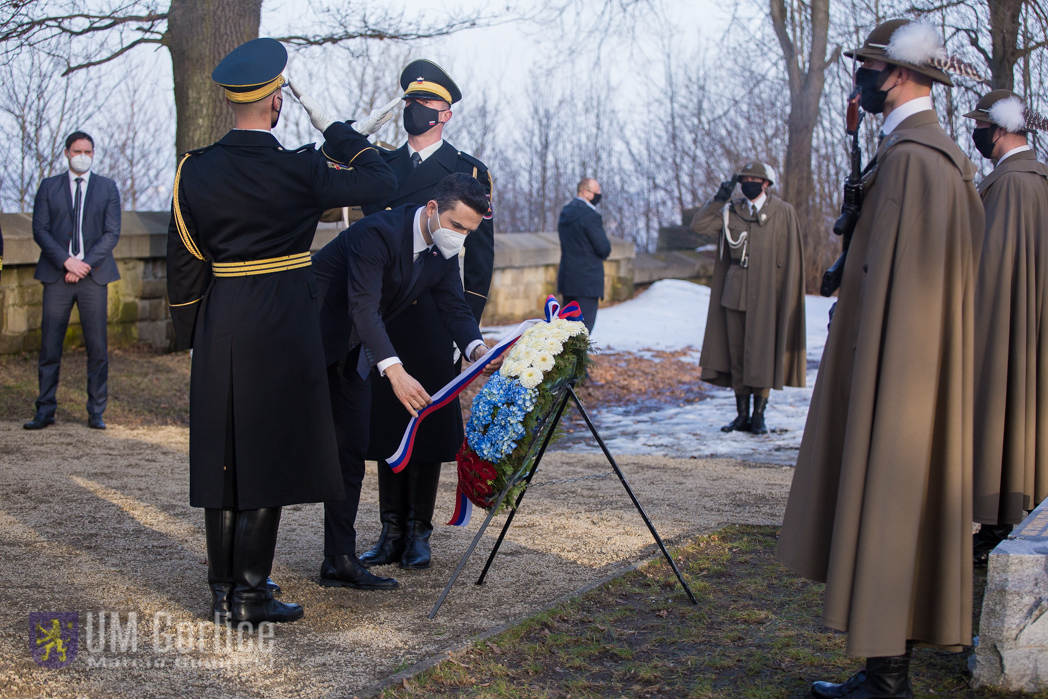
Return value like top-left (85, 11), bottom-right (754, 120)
top-left (886, 21), bottom-right (946, 65)
top-left (988, 96), bottom-right (1027, 132)
top-left (763, 163), bottom-right (777, 185)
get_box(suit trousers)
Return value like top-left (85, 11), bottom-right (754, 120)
top-left (36, 276), bottom-right (109, 418)
top-left (563, 295), bottom-right (599, 334)
top-left (323, 347), bottom-right (371, 556)
top-left (724, 308), bottom-right (770, 398)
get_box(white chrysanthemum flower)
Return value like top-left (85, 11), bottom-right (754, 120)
top-left (543, 337), bottom-right (563, 353)
top-left (518, 367), bottom-right (543, 389)
top-left (534, 352), bottom-right (555, 371)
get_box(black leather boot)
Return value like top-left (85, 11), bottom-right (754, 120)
top-left (812, 651), bottom-right (912, 698)
top-left (229, 508), bottom-right (304, 625)
top-left (721, 394), bottom-right (751, 432)
top-left (401, 462), bottom-right (440, 569)
top-left (319, 555), bottom-right (399, 590)
top-left (359, 465), bottom-right (408, 567)
top-left (204, 508), bottom-right (235, 624)
top-left (750, 395), bottom-right (769, 434)
top-left (974, 523), bottom-right (1013, 566)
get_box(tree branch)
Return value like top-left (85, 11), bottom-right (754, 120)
top-left (0, 11), bottom-right (166, 44)
top-left (61, 36), bottom-right (163, 76)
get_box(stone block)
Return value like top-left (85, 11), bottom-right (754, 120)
top-left (973, 498), bottom-right (1048, 692)
top-left (5, 306), bottom-right (28, 334)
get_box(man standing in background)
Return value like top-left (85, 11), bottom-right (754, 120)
top-left (359, 59), bottom-right (495, 572)
top-left (25, 131), bottom-right (121, 431)
top-left (557, 177), bottom-right (610, 334)
top-left (964, 90), bottom-right (1048, 564)
top-left (691, 162), bottom-right (806, 435)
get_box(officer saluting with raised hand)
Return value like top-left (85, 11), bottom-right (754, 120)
top-left (358, 59), bottom-right (495, 572)
top-left (166, 37), bottom-right (397, 627)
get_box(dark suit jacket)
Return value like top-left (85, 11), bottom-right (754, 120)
top-left (313, 205), bottom-right (481, 368)
top-left (557, 198), bottom-right (611, 298)
top-left (361, 140), bottom-right (494, 318)
top-left (32, 172), bottom-right (121, 284)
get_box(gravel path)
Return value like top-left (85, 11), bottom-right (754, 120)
top-left (0, 420), bottom-right (792, 697)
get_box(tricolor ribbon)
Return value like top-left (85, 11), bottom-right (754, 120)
top-left (385, 295), bottom-right (584, 527)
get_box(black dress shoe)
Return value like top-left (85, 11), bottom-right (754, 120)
top-left (23, 415), bottom-right (55, 430)
top-left (319, 555), bottom-right (399, 590)
top-left (87, 415), bottom-right (106, 430)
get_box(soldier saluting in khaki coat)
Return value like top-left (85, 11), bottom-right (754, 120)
top-left (776, 19), bottom-right (985, 698)
top-left (691, 162), bottom-right (806, 434)
top-left (964, 90), bottom-right (1048, 564)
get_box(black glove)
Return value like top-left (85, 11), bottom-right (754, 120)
top-left (714, 179), bottom-right (735, 202)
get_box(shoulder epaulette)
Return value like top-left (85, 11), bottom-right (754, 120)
top-left (289, 143), bottom-right (316, 154)
top-left (456, 150), bottom-right (488, 173)
top-left (184, 143), bottom-right (217, 157)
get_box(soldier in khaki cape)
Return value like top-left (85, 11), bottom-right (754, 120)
top-left (776, 20), bottom-right (984, 698)
top-left (963, 91), bottom-right (1048, 564)
top-left (691, 162), bottom-right (806, 434)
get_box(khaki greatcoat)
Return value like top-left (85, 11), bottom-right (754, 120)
top-left (691, 194), bottom-right (807, 390)
top-left (776, 111), bottom-right (984, 658)
top-left (973, 150), bottom-right (1048, 525)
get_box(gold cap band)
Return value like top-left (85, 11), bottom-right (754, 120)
top-left (403, 80), bottom-right (453, 104)
top-left (224, 75), bottom-right (285, 104)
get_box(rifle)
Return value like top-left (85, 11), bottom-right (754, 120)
top-left (820, 88), bottom-right (865, 297)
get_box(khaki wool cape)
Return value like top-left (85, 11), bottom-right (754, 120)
top-left (973, 150), bottom-right (1048, 525)
top-left (776, 111), bottom-right (984, 658)
top-left (691, 194), bottom-right (807, 390)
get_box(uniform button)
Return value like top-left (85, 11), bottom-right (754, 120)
top-left (777, 263), bottom-right (782, 268)
top-left (863, 263), bottom-right (869, 272)
top-left (412, 300), bottom-right (417, 305)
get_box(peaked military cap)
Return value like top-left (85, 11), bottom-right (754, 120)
top-left (212, 37), bottom-right (287, 104)
top-left (737, 161), bottom-right (777, 186)
top-left (964, 89), bottom-right (1047, 133)
top-left (400, 59), bottom-right (461, 105)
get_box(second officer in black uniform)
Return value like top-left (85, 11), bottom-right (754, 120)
top-left (359, 59), bottom-right (495, 570)
top-left (166, 38), bottom-right (397, 626)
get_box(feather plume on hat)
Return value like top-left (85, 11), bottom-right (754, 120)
top-left (988, 96), bottom-right (1028, 132)
top-left (884, 20), bottom-right (987, 83)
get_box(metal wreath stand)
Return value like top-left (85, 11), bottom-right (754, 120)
top-left (428, 380), bottom-right (697, 619)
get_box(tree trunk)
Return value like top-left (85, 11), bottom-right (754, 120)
top-left (986, 0), bottom-right (1024, 90)
top-left (770, 0), bottom-right (835, 292)
top-left (167, 0), bottom-right (263, 154)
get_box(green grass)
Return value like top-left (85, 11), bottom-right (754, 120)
top-left (381, 525), bottom-right (1047, 698)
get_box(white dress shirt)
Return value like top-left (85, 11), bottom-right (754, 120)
top-left (407, 139), bottom-right (444, 163)
top-left (746, 191), bottom-right (768, 216)
top-left (881, 96), bottom-right (934, 138)
top-left (375, 206), bottom-right (485, 376)
top-left (67, 169), bottom-right (91, 260)
top-left (997, 144), bottom-right (1032, 165)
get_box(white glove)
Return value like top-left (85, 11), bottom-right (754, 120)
top-left (352, 96), bottom-right (402, 136)
top-left (286, 77), bottom-right (335, 133)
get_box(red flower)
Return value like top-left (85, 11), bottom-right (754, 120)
top-left (455, 439), bottom-right (498, 508)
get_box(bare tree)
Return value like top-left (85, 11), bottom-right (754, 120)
top-left (0, 0), bottom-right (505, 153)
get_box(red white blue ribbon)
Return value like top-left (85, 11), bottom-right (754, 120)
top-left (447, 489), bottom-right (473, 527)
top-left (385, 295), bottom-right (585, 474)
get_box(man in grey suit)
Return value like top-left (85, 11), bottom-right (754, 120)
top-left (25, 131), bottom-right (121, 430)
top-left (557, 177), bottom-right (611, 333)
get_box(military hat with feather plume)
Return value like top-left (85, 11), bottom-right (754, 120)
top-left (845, 19), bottom-right (985, 87)
top-left (964, 90), bottom-right (1048, 134)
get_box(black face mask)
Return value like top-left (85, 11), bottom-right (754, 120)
top-left (972, 126), bottom-right (1000, 160)
top-left (403, 101), bottom-right (441, 135)
top-left (740, 181), bottom-right (764, 200)
top-left (590, 192), bottom-right (602, 206)
top-left (854, 66), bottom-right (894, 115)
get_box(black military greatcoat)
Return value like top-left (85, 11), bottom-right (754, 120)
top-left (361, 141), bottom-right (494, 463)
top-left (167, 122), bottom-right (397, 509)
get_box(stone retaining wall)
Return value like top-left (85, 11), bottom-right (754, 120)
top-left (0, 213), bottom-right (636, 354)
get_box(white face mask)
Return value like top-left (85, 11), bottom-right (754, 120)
top-left (427, 205), bottom-right (468, 259)
top-left (70, 154), bottom-right (92, 174)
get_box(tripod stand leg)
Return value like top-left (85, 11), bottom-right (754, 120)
top-left (475, 390), bottom-right (572, 586)
top-left (567, 387), bottom-right (698, 605)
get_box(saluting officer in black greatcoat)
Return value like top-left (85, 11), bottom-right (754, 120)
top-left (166, 38), bottom-right (397, 626)
top-left (358, 60), bottom-right (495, 571)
